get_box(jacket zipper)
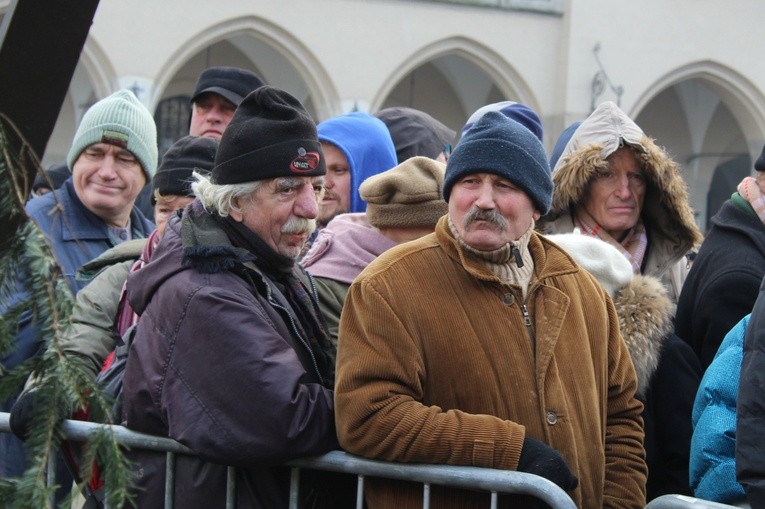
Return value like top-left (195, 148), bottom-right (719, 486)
top-left (268, 297), bottom-right (325, 386)
top-left (243, 264), bottom-right (326, 386)
top-left (519, 284), bottom-right (538, 354)
top-left (520, 303), bottom-right (535, 351)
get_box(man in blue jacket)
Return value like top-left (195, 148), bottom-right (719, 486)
top-left (1, 89), bottom-right (157, 481)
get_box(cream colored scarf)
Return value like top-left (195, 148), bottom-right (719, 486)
top-left (449, 218), bottom-right (535, 299)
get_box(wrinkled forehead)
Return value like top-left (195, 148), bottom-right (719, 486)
top-left (606, 145), bottom-right (644, 171)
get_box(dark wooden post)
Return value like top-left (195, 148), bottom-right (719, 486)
top-left (0, 0), bottom-right (100, 170)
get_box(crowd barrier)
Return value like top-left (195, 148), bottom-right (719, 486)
top-left (645, 495), bottom-right (747, 509)
top-left (0, 412), bottom-right (745, 509)
top-left (1, 412), bottom-right (576, 508)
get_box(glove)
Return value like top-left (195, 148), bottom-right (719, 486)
top-left (517, 437), bottom-right (579, 493)
top-left (9, 388), bottom-right (39, 441)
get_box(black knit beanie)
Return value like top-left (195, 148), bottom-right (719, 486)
top-left (443, 111), bottom-right (553, 215)
top-left (212, 86), bottom-right (325, 184)
top-left (153, 135), bottom-right (218, 197)
top-left (756, 143), bottom-right (765, 172)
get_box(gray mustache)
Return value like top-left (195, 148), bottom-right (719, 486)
top-left (463, 207), bottom-right (507, 232)
top-left (282, 217), bottom-right (317, 235)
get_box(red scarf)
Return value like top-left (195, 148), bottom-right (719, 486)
top-left (576, 210), bottom-right (647, 274)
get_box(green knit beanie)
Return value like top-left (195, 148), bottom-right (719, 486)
top-left (67, 89), bottom-right (158, 179)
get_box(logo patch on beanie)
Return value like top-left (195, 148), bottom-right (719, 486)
top-left (101, 130), bottom-right (129, 149)
top-left (290, 147), bottom-right (321, 173)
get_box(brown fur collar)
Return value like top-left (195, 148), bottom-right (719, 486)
top-left (613, 273), bottom-right (673, 397)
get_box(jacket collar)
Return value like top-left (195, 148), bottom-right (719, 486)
top-left (180, 200), bottom-right (255, 274)
top-left (434, 215), bottom-right (579, 286)
top-left (56, 179), bottom-right (153, 242)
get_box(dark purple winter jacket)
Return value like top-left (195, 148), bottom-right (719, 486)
top-left (122, 203), bottom-right (341, 508)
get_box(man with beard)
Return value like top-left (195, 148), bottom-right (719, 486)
top-left (335, 112), bottom-right (647, 509)
top-left (298, 112), bottom-right (397, 258)
top-left (316, 112), bottom-right (396, 227)
top-left (121, 86), bottom-right (346, 508)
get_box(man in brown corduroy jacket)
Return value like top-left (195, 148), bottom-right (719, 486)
top-left (335, 111), bottom-right (647, 509)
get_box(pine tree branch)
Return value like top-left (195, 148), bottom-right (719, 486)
top-left (1, 113), bottom-right (134, 508)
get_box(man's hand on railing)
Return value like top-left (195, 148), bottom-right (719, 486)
top-left (517, 437), bottom-right (579, 493)
top-left (9, 388), bottom-right (40, 441)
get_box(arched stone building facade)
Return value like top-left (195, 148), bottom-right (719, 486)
top-left (4, 0), bottom-right (765, 231)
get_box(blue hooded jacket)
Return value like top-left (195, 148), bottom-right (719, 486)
top-left (317, 112), bottom-right (397, 213)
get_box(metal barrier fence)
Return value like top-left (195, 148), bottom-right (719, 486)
top-left (1, 412), bottom-right (576, 509)
top-left (1, 412), bottom-right (748, 509)
top-left (645, 495), bottom-right (747, 509)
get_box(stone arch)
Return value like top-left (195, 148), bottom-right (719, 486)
top-left (374, 36), bottom-right (541, 137)
top-left (633, 60), bottom-right (765, 157)
top-left (151, 16), bottom-right (338, 122)
top-left (632, 61), bottom-right (765, 230)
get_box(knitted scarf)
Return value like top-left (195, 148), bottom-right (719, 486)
top-left (449, 217), bottom-right (535, 299)
top-left (737, 176), bottom-right (765, 225)
top-left (217, 216), bottom-right (336, 386)
top-left (576, 209), bottom-right (647, 274)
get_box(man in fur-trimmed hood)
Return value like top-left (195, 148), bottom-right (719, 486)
top-left (539, 101), bottom-right (702, 303)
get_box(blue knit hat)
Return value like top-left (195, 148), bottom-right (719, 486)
top-left (444, 111), bottom-right (553, 214)
top-left (462, 101), bottom-right (544, 143)
top-left (549, 120), bottom-right (582, 170)
top-left (67, 89), bottom-right (158, 180)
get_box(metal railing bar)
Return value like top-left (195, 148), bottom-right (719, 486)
top-left (289, 466), bottom-right (300, 509)
top-left (356, 474), bottom-right (365, 509)
top-left (226, 465), bottom-right (235, 509)
top-left (645, 495), bottom-right (745, 508)
top-left (286, 450), bottom-right (575, 508)
top-left (46, 452), bottom-right (55, 509)
top-left (0, 413), bottom-right (576, 508)
top-left (165, 452), bottom-right (174, 509)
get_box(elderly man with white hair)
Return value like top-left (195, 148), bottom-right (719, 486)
top-left (121, 86), bottom-right (350, 508)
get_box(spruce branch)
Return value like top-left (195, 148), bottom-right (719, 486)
top-left (1, 115), bottom-right (134, 508)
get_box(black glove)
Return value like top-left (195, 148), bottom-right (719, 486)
top-left (517, 437), bottom-right (579, 493)
top-left (9, 388), bottom-right (39, 441)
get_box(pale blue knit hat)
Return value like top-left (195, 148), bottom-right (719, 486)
top-left (67, 89), bottom-right (158, 179)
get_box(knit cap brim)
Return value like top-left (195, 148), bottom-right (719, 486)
top-left (444, 111), bottom-right (552, 214)
top-left (66, 89), bottom-right (158, 180)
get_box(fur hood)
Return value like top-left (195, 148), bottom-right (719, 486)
top-left (614, 274), bottom-right (673, 398)
top-left (540, 101), bottom-right (702, 253)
